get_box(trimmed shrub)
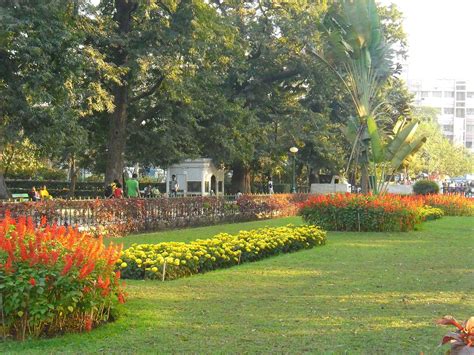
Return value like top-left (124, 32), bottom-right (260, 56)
top-left (0, 214), bottom-right (125, 340)
top-left (413, 180), bottom-right (440, 195)
top-left (299, 193), bottom-right (423, 232)
top-left (418, 206), bottom-right (444, 220)
top-left (119, 225), bottom-right (326, 280)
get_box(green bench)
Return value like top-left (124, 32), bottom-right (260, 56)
top-left (11, 193), bottom-right (30, 202)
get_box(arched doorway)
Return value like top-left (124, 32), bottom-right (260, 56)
top-left (210, 175), bottom-right (217, 195)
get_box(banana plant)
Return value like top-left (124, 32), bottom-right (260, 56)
top-left (310, 0), bottom-right (395, 193)
top-left (368, 116), bottom-right (427, 194)
top-left (311, 0), bottom-right (425, 193)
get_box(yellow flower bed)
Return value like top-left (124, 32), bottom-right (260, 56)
top-left (119, 225), bottom-right (326, 280)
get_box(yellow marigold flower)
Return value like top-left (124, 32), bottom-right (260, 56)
top-left (151, 267), bottom-right (158, 272)
top-left (120, 262), bottom-right (127, 268)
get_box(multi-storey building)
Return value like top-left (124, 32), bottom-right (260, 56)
top-left (408, 79), bottom-right (474, 151)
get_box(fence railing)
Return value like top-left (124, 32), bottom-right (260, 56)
top-left (0, 194), bottom-right (310, 237)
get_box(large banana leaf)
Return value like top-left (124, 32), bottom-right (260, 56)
top-left (366, 115), bottom-right (384, 163)
top-left (390, 135), bottom-right (427, 171)
top-left (385, 120), bottom-right (419, 161)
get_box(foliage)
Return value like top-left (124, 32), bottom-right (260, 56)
top-left (0, 214), bottom-right (125, 340)
top-left (437, 316), bottom-right (474, 354)
top-left (418, 206), bottom-right (444, 221)
top-left (407, 110), bottom-right (474, 177)
top-left (0, 195), bottom-right (310, 237)
top-left (299, 193), bottom-right (423, 232)
top-left (119, 225), bottom-right (326, 281)
top-left (412, 180), bottom-right (440, 195)
top-left (421, 195), bottom-right (474, 216)
top-left (0, 139), bottom-right (45, 179)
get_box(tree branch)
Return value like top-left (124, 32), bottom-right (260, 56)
top-left (130, 75), bottom-right (165, 103)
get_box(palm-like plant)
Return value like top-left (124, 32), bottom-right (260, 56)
top-left (311, 0), bottom-right (425, 193)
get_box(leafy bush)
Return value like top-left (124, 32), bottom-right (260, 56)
top-left (421, 194), bottom-right (474, 216)
top-left (119, 225), bottom-right (326, 280)
top-left (413, 180), bottom-right (440, 195)
top-left (418, 206), bottom-right (444, 221)
top-left (0, 214), bottom-right (125, 340)
top-left (299, 193), bottom-right (423, 232)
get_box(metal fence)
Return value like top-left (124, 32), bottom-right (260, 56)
top-left (0, 194), bottom-right (310, 236)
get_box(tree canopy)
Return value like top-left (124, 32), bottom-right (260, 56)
top-left (0, 0), bottom-right (471, 197)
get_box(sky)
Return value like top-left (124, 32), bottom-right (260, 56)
top-left (379, 0), bottom-right (474, 81)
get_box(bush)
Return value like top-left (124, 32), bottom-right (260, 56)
top-left (418, 206), bottom-right (444, 221)
top-left (413, 180), bottom-right (440, 195)
top-left (0, 214), bottom-right (125, 340)
top-left (119, 225), bottom-right (326, 280)
top-left (421, 194), bottom-right (474, 216)
top-left (299, 193), bottom-right (423, 232)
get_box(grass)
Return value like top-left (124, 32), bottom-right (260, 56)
top-left (3, 217), bottom-right (474, 353)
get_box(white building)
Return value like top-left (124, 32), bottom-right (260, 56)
top-left (166, 158), bottom-right (225, 196)
top-left (408, 79), bottom-right (474, 151)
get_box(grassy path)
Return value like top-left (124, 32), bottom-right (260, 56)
top-left (4, 217), bottom-right (474, 353)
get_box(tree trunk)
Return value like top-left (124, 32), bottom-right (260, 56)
top-left (360, 163), bottom-right (369, 194)
top-left (0, 172), bottom-right (9, 199)
top-left (309, 168), bottom-right (318, 184)
top-left (104, 0), bottom-right (135, 184)
top-left (67, 155), bottom-right (78, 199)
top-left (105, 85), bottom-right (128, 184)
top-left (231, 162), bottom-right (251, 194)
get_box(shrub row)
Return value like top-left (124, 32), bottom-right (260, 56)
top-left (299, 194), bottom-right (424, 232)
top-left (118, 225), bottom-right (326, 280)
top-left (5, 180), bottom-right (166, 199)
top-left (0, 214), bottom-right (125, 340)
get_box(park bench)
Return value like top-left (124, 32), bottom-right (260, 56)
top-left (11, 193), bottom-right (30, 202)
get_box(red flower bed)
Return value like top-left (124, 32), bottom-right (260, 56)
top-left (0, 213), bottom-right (125, 340)
top-left (299, 193), bottom-right (424, 232)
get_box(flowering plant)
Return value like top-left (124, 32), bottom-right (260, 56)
top-left (119, 225), bottom-right (326, 281)
top-left (299, 193), bottom-right (424, 232)
top-left (0, 214), bottom-right (125, 340)
top-left (437, 316), bottom-right (474, 354)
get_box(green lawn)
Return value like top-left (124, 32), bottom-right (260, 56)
top-left (4, 217), bottom-right (474, 354)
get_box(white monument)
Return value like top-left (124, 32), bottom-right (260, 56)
top-left (310, 175), bottom-right (351, 194)
top-left (166, 158), bottom-right (225, 196)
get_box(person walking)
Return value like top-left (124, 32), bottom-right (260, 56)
top-left (268, 177), bottom-right (274, 194)
top-left (170, 175), bottom-right (179, 197)
top-left (126, 173), bottom-right (141, 198)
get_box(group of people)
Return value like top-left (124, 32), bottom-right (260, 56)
top-left (105, 173), bottom-right (164, 199)
top-left (105, 173), bottom-right (141, 198)
top-left (28, 185), bottom-right (51, 201)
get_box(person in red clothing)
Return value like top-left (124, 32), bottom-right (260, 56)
top-left (113, 182), bottom-right (123, 198)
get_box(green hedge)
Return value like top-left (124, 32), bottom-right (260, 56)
top-left (119, 225), bottom-right (326, 280)
top-left (5, 180), bottom-right (166, 199)
top-left (413, 180), bottom-right (440, 195)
